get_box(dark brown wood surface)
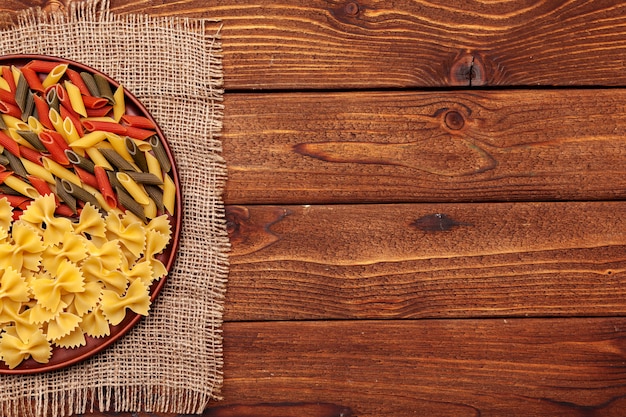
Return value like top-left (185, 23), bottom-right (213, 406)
top-left (6, 0), bottom-right (626, 416)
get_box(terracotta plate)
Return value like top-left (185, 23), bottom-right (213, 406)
top-left (0, 54), bottom-right (182, 374)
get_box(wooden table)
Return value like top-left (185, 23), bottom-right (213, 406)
top-left (6, 1), bottom-right (626, 416)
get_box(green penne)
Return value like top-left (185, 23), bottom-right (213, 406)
top-left (3, 149), bottom-right (28, 178)
top-left (124, 171), bottom-right (163, 185)
top-left (115, 185), bottom-right (147, 222)
top-left (94, 73), bottom-right (114, 104)
top-left (65, 149), bottom-right (96, 173)
top-left (55, 176), bottom-right (77, 213)
top-left (79, 71), bottom-right (100, 97)
top-left (125, 136), bottom-right (148, 172)
top-left (14, 73), bottom-right (29, 113)
top-left (61, 178), bottom-right (101, 210)
top-left (17, 129), bottom-right (47, 152)
top-left (149, 135), bottom-right (171, 173)
top-left (98, 147), bottom-right (137, 172)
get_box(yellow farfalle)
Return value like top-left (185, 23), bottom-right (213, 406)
top-left (19, 194), bottom-right (73, 245)
top-left (45, 310), bottom-right (82, 342)
top-left (41, 232), bottom-right (88, 274)
top-left (31, 260), bottom-right (85, 312)
top-left (105, 210), bottom-right (146, 259)
top-left (101, 279), bottom-right (151, 326)
top-left (52, 326), bottom-right (86, 349)
top-left (0, 198), bottom-right (12, 234)
top-left (81, 306), bottom-right (110, 339)
top-left (9, 221), bottom-right (45, 272)
top-left (72, 203), bottom-right (106, 238)
top-left (0, 268), bottom-right (30, 307)
top-left (0, 326), bottom-right (51, 369)
top-left (0, 193), bottom-right (173, 369)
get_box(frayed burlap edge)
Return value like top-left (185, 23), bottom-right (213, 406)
top-left (0, 1), bottom-right (229, 416)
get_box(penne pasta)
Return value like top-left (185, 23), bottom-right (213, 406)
top-left (65, 149), bottom-right (95, 173)
top-left (112, 85), bottom-right (125, 122)
top-left (42, 157), bottom-right (81, 186)
top-left (115, 185), bottom-right (146, 221)
top-left (4, 174), bottom-right (39, 199)
top-left (21, 66), bottom-right (44, 93)
top-left (64, 81), bottom-right (87, 117)
top-left (18, 128), bottom-right (46, 151)
top-left (14, 72), bottom-right (28, 112)
top-left (124, 171), bottom-right (162, 185)
top-left (79, 71), bottom-right (99, 97)
top-left (68, 130), bottom-right (108, 149)
top-left (62, 116), bottom-right (81, 144)
top-left (39, 131), bottom-right (70, 165)
top-left (41, 64), bottom-right (68, 89)
top-left (145, 152), bottom-right (164, 183)
top-left (65, 68), bottom-right (90, 96)
top-left (125, 136), bottom-right (148, 172)
top-left (54, 175), bottom-right (76, 212)
top-left (94, 74), bottom-right (114, 104)
top-left (105, 132), bottom-right (134, 163)
top-left (162, 174), bottom-right (176, 215)
top-left (149, 135), bottom-right (171, 172)
top-left (98, 147), bottom-right (136, 171)
top-left (0, 100), bottom-right (22, 119)
top-left (84, 147), bottom-right (113, 170)
top-left (116, 172), bottom-right (150, 205)
top-left (4, 150), bottom-right (28, 178)
top-left (94, 165), bottom-right (117, 208)
top-left (21, 158), bottom-right (55, 184)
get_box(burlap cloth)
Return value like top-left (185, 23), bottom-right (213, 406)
top-left (0, 1), bottom-right (228, 416)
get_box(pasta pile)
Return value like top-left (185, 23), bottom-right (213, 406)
top-left (0, 195), bottom-right (172, 368)
top-left (0, 59), bottom-right (177, 369)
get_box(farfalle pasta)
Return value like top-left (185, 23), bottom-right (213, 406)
top-left (0, 194), bottom-right (172, 369)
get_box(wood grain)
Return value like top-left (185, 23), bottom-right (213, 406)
top-left (226, 202), bottom-right (626, 321)
top-left (217, 319), bottom-right (626, 417)
top-left (94, 0), bottom-right (626, 89)
top-left (223, 89), bottom-right (626, 205)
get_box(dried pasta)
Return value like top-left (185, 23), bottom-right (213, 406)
top-left (0, 58), bottom-right (177, 369)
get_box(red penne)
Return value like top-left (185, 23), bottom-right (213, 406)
top-left (0, 171), bottom-right (13, 183)
top-left (0, 88), bottom-right (16, 105)
top-left (85, 105), bottom-right (113, 118)
top-left (82, 120), bottom-right (127, 135)
top-left (28, 175), bottom-right (53, 196)
top-left (60, 104), bottom-right (84, 136)
top-left (33, 95), bottom-right (53, 130)
top-left (41, 130), bottom-right (70, 151)
top-left (2, 66), bottom-right (15, 93)
top-left (121, 114), bottom-right (156, 130)
top-left (0, 100), bottom-right (22, 119)
top-left (24, 60), bottom-right (60, 73)
top-left (19, 146), bottom-right (43, 165)
top-left (55, 203), bottom-right (75, 217)
top-left (94, 165), bottom-right (117, 208)
top-left (21, 67), bottom-right (44, 93)
top-left (0, 131), bottom-right (20, 157)
top-left (74, 166), bottom-right (98, 188)
top-left (124, 126), bottom-right (155, 140)
top-left (82, 94), bottom-right (109, 109)
top-left (39, 131), bottom-right (70, 165)
top-left (65, 68), bottom-right (91, 96)
top-left (0, 194), bottom-right (30, 209)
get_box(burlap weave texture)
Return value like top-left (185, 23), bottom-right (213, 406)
top-left (0, 1), bottom-right (228, 415)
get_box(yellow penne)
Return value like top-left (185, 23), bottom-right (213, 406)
top-left (62, 117), bottom-right (81, 144)
top-left (69, 130), bottom-right (108, 148)
top-left (0, 74), bottom-right (10, 92)
top-left (141, 197), bottom-right (157, 219)
top-left (4, 175), bottom-right (39, 199)
top-left (42, 157), bottom-right (81, 186)
top-left (162, 174), bottom-right (176, 215)
top-left (131, 138), bottom-right (152, 152)
top-left (112, 85), bottom-right (125, 122)
top-left (41, 64), bottom-right (68, 89)
top-left (84, 148), bottom-right (112, 170)
top-left (105, 132), bottom-right (134, 162)
top-left (81, 116), bottom-right (116, 123)
top-left (145, 152), bottom-right (164, 182)
top-left (63, 80), bottom-right (87, 117)
top-left (2, 115), bottom-right (29, 131)
top-left (21, 158), bottom-right (55, 184)
top-left (10, 66), bottom-right (20, 86)
top-left (116, 172), bottom-right (150, 205)
top-left (48, 108), bottom-right (67, 140)
top-left (27, 116), bottom-right (44, 134)
top-left (8, 129), bottom-right (35, 150)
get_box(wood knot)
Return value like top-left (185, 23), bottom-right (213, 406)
top-left (344, 1), bottom-right (360, 16)
top-left (43, 0), bottom-right (70, 13)
top-left (447, 51), bottom-right (488, 86)
top-left (444, 110), bottom-right (465, 130)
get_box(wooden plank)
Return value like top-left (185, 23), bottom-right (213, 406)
top-left (214, 319), bottom-right (626, 417)
top-left (96, 0), bottom-right (626, 89)
top-left (226, 202), bottom-right (626, 321)
top-left (223, 89), bottom-right (626, 205)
